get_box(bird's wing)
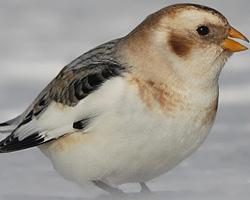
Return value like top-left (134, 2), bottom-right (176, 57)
top-left (0, 39), bottom-right (126, 153)
top-left (0, 115), bottom-right (23, 134)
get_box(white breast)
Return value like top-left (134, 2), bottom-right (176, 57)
top-left (40, 77), bottom-right (218, 186)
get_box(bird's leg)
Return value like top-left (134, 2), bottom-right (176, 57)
top-left (93, 180), bottom-right (124, 195)
top-left (139, 182), bottom-right (151, 193)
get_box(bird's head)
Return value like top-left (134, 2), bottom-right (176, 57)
top-left (123, 4), bottom-right (249, 88)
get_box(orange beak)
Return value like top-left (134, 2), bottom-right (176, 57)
top-left (221, 26), bottom-right (249, 52)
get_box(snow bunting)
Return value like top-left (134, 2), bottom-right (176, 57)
top-left (0, 3), bottom-right (248, 194)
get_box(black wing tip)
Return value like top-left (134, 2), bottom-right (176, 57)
top-left (73, 118), bottom-right (91, 130)
top-left (0, 132), bottom-right (45, 153)
top-left (0, 122), bottom-right (10, 127)
top-left (0, 121), bottom-right (15, 133)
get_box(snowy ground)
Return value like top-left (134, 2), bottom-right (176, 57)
top-left (0, 1), bottom-right (249, 200)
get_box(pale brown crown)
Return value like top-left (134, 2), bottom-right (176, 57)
top-left (127, 3), bottom-right (228, 38)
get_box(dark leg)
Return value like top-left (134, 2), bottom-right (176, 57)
top-left (139, 182), bottom-right (151, 193)
top-left (93, 180), bottom-right (124, 195)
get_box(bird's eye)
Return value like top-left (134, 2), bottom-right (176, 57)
top-left (197, 26), bottom-right (210, 36)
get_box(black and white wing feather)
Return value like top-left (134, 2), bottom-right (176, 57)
top-left (0, 39), bottom-right (126, 153)
top-left (0, 115), bottom-right (22, 134)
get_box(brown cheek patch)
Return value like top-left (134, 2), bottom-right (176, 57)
top-left (168, 33), bottom-right (193, 58)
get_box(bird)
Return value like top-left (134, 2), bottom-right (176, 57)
top-left (0, 3), bottom-right (248, 195)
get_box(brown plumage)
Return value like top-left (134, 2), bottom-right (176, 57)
top-left (168, 32), bottom-right (194, 58)
top-left (128, 76), bottom-right (185, 113)
top-left (0, 3), bottom-right (248, 196)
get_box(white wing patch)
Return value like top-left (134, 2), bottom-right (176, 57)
top-left (0, 77), bottom-right (126, 152)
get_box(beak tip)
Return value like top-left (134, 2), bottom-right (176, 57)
top-left (229, 26), bottom-right (249, 43)
top-left (222, 38), bottom-right (248, 53)
top-left (239, 46), bottom-right (248, 52)
top-left (243, 36), bottom-right (250, 43)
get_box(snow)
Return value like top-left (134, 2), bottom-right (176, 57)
top-left (0, 1), bottom-right (249, 200)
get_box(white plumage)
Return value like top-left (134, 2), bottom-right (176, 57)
top-left (0, 3), bottom-right (248, 194)
top-left (40, 75), bottom-right (217, 186)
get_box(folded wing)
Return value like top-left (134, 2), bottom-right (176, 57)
top-left (0, 115), bottom-right (22, 134)
top-left (0, 40), bottom-right (125, 153)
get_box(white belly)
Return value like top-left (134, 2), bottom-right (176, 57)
top-left (40, 78), bottom-right (217, 186)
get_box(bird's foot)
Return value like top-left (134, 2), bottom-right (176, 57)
top-left (139, 182), bottom-right (151, 194)
top-left (93, 180), bottom-right (125, 196)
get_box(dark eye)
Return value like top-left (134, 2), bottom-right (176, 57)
top-left (197, 26), bottom-right (210, 36)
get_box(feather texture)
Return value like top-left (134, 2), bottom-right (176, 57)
top-left (0, 39), bottom-right (127, 153)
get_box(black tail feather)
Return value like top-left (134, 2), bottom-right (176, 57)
top-left (0, 132), bottom-right (45, 153)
